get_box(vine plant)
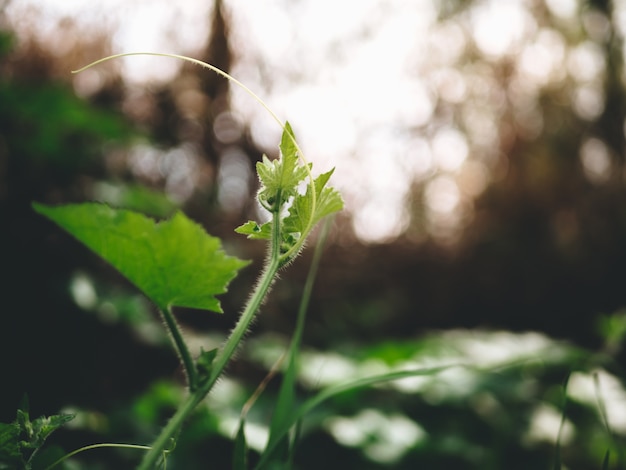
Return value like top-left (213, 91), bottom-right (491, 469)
top-left (0, 54), bottom-right (450, 469)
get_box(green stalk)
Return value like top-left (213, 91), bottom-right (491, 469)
top-left (207, 191), bottom-right (283, 388)
top-left (263, 218), bottom-right (331, 463)
top-left (137, 208), bottom-right (283, 470)
top-left (160, 306), bottom-right (198, 391)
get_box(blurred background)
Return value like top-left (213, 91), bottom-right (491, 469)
top-left (3, 0), bottom-right (626, 468)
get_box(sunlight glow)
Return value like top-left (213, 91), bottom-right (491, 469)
top-left (325, 409), bottom-right (427, 464)
top-left (425, 176), bottom-right (460, 215)
top-left (69, 272), bottom-right (97, 310)
top-left (7, 0), bottom-right (618, 243)
top-left (432, 127), bottom-right (469, 172)
top-left (298, 351), bottom-right (358, 388)
top-left (127, 143), bottom-right (200, 202)
top-left (525, 404), bottom-right (575, 445)
top-left (217, 147), bottom-right (252, 213)
top-left (209, 378), bottom-right (271, 452)
top-left (228, 0), bottom-right (441, 242)
top-left (545, 0), bottom-right (579, 19)
top-left (580, 137), bottom-right (612, 183)
top-left (572, 84), bottom-right (605, 120)
top-left (517, 28), bottom-right (567, 86)
top-left (457, 160), bottom-right (489, 197)
top-left (470, 1), bottom-right (534, 58)
top-left (568, 370), bottom-right (626, 434)
top-left (568, 41), bottom-right (606, 83)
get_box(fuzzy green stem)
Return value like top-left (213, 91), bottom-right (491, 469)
top-left (160, 306), bottom-right (198, 391)
top-left (71, 52), bottom-right (327, 469)
top-left (137, 211), bottom-right (283, 470)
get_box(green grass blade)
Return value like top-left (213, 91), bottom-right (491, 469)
top-left (233, 419), bottom-right (248, 470)
top-left (255, 364), bottom-right (454, 469)
top-left (602, 449), bottom-right (610, 470)
top-left (594, 372), bottom-right (625, 468)
top-left (286, 420), bottom-right (302, 469)
top-left (553, 372), bottom-right (570, 470)
top-left (262, 219), bottom-right (332, 464)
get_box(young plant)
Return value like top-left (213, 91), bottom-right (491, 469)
top-left (28, 53), bottom-right (343, 468)
top-left (13, 54), bottom-right (454, 469)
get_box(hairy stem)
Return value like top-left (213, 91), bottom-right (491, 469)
top-left (137, 211), bottom-right (282, 470)
top-left (160, 306), bottom-right (198, 390)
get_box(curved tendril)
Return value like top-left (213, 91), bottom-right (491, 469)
top-left (73, 52), bottom-right (317, 244)
top-left (44, 443), bottom-right (156, 470)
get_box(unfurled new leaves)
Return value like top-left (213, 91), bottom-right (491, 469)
top-left (236, 123), bottom-right (343, 258)
top-left (33, 203), bottom-right (249, 312)
top-left (284, 168), bottom-right (343, 237)
top-left (256, 122), bottom-right (309, 212)
top-left (16, 409), bottom-right (75, 454)
top-left (234, 220), bottom-right (272, 240)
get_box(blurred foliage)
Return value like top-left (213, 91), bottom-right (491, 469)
top-left (3, 0), bottom-right (626, 469)
top-left (0, 81), bottom-right (129, 167)
top-left (0, 23), bottom-right (179, 428)
top-left (0, 396), bottom-right (74, 470)
top-left (31, 330), bottom-right (625, 469)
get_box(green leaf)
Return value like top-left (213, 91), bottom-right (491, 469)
top-left (0, 400), bottom-right (74, 470)
top-left (278, 121), bottom-right (298, 166)
top-left (237, 122), bottom-right (342, 255)
top-left (283, 169), bottom-right (343, 237)
top-left (33, 203), bottom-right (249, 312)
top-left (0, 422), bottom-right (22, 468)
top-left (27, 414), bottom-right (75, 450)
top-left (196, 347), bottom-right (218, 383)
top-left (16, 408), bottom-right (75, 452)
top-left (234, 220), bottom-right (272, 240)
top-left (93, 182), bottom-right (178, 218)
top-left (256, 123), bottom-right (308, 211)
top-left (314, 175), bottom-right (344, 222)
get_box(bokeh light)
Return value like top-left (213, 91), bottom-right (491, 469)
top-left (5, 0), bottom-right (624, 244)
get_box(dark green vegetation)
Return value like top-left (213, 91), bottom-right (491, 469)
top-left (3, 1), bottom-right (626, 468)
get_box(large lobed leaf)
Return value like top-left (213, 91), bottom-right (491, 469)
top-left (34, 203), bottom-right (249, 312)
